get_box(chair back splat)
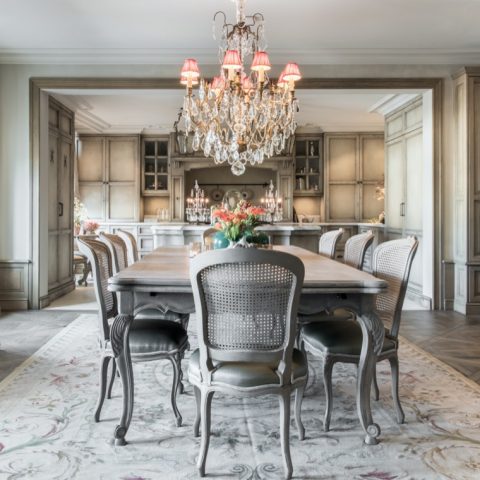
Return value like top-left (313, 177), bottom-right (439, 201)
top-left (117, 229), bottom-right (139, 265)
top-left (373, 236), bottom-right (419, 339)
top-left (99, 233), bottom-right (129, 274)
top-left (77, 237), bottom-right (117, 341)
top-left (318, 228), bottom-right (343, 258)
top-left (190, 248), bottom-right (305, 380)
top-left (344, 230), bottom-right (375, 270)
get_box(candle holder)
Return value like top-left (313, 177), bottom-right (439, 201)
top-left (186, 180), bottom-right (210, 223)
top-left (261, 180), bottom-right (283, 223)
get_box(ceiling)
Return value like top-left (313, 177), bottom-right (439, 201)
top-left (1, 0), bottom-right (480, 64)
top-left (49, 89), bottom-right (420, 134)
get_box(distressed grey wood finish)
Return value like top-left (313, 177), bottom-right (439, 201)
top-left (108, 245), bottom-right (387, 445)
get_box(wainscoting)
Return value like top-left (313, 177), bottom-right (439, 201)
top-left (0, 261), bottom-right (31, 311)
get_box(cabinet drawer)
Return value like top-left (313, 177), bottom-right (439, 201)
top-left (138, 236), bottom-right (154, 251)
top-left (138, 226), bottom-right (153, 235)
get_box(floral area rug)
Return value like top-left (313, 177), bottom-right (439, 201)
top-left (0, 314), bottom-right (479, 480)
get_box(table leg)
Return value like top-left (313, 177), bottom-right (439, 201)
top-left (110, 292), bottom-right (134, 446)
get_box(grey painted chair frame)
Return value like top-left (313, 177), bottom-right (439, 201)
top-left (77, 237), bottom-right (188, 428)
top-left (318, 228), bottom-right (344, 258)
top-left (117, 229), bottom-right (139, 265)
top-left (301, 236), bottom-right (419, 431)
top-left (189, 248), bottom-right (306, 480)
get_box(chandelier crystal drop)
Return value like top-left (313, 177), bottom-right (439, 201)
top-left (179, 0), bottom-right (301, 175)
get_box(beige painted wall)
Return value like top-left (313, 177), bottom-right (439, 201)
top-left (0, 63), bottom-right (458, 279)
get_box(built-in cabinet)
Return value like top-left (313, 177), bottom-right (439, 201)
top-left (77, 135), bottom-right (140, 222)
top-left (384, 97), bottom-right (429, 307)
top-left (47, 97), bottom-right (75, 301)
top-left (324, 133), bottom-right (384, 222)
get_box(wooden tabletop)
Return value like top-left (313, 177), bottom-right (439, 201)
top-left (108, 245), bottom-right (387, 294)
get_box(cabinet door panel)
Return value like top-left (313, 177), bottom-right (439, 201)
top-left (48, 235), bottom-right (58, 287)
top-left (108, 184), bottom-right (136, 221)
top-left (279, 174), bottom-right (293, 221)
top-left (362, 137), bottom-right (384, 181)
top-left (328, 137), bottom-right (357, 182)
top-left (108, 139), bottom-right (138, 182)
top-left (405, 132), bottom-right (423, 232)
top-left (48, 133), bottom-right (59, 231)
top-left (329, 185), bottom-right (356, 220)
top-left (58, 139), bottom-right (73, 230)
top-left (57, 233), bottom-right (72, 284)
top-left (79, 184), bottom-right (105, 220)
top-left (77, 138), bottom-right (104, 182)
top-left (170, 175), bottom-right (184, 221)
top-left (385, 140), bottom-right (404, 230)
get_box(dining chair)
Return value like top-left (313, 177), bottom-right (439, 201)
top-left (343, 230), bottom-right (375, 269)
top-left (298, 230), bottom-right (375, 326)
top-left (117, 229), bottom-right (139, 265)
top-left (300, 236), bottom-right (418, 431)
top-left (189, 248), bottom-right (306, 480)
top-left (77, 237), bottom-right (188, 427)
top-left (99, 232), bottom-right (129, 274)
top-left (318, 228), bottom-right (343, 258)
top-left (98, 232), bottom-right (190, 392)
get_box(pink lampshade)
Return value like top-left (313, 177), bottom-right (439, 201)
top-left (283, 63), bottom-right (302, 82)
top-left (251, 51), bottom-right (271, 72)
top-left (180, 76), bottom-right (199, 86)
top-left (181, 58), bottom-right (200, 78)
top-left (222, 50), bottom-right (242, 70)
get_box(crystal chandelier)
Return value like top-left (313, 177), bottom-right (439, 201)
top-left (179, 0), bottom-right (302, 176)
top-left (186, 180), bottom-right (211, 223)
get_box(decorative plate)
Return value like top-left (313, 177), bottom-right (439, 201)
top-left (210, 188), bottom-right (224, 202)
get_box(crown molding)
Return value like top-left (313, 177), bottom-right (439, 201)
top-left (2, 47), bottom-right (480, 65)
top-left (369, 93), bottom-right (421, 116)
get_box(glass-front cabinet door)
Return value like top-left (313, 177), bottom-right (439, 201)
top-left (142, 137), bottom-right (169, 196)
top-left (294, 135), bottom-right (323, 196)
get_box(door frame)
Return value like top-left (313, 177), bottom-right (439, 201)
top-left (30, 77), bottom-right (443, 309)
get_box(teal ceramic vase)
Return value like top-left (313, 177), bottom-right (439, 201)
top-left (213, 231), bottom-right (229, 249)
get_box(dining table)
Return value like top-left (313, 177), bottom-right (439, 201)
top-left (108, 245), bottom-right (387, 446)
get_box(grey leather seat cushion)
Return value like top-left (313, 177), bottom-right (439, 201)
top-left (129, 319), bottom-right (188, 354)
top-left (302, 320), bottom-right (396, 356)
top-left (298, 310), bottom-right (353, 324)
top-left (188, 348), bottom-right (307, 388)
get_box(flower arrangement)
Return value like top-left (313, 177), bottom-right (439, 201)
top-left (83, 219), bottom-right (100, 234)
top-left (213, 200), bottom-right (265, 243)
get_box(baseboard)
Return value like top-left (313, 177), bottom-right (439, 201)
top-left (406, 286), bottom-right (432, 309)
top-left (39, 279), bottom-right (75, 308)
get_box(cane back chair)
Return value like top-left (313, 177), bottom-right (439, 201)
top-left (300, 237), bottom-right (418, 431)
top-left (77, 237), bottom-right (189, 427)
top-left (189, 248), bottom-right (306, 480)
top-left (117, 229), bottom-right (139, 265)
top-left (298, 230), bottom-right (375, 324)
top-left (318, 228), bottom-right (344, 258)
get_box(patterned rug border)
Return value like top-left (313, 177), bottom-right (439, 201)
top-left (1, 312), bottom-right (479, 397)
